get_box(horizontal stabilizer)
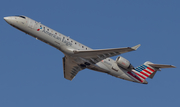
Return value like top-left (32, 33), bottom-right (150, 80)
top-left (148, 64), bottom-right (176, 68)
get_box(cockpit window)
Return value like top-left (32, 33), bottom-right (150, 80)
top-left (18, 16), bottom-right (26, 19)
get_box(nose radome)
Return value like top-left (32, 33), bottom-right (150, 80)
top-left (4, 17), bottom-right (9, 20)
top-left (4, 17), bottom-right (11, 23)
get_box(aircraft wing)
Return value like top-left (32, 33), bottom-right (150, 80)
top-left (73, 44), bottom-right (140, 63)
top-left (63, 56), bottom-right (85, 80)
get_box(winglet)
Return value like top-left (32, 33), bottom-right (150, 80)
top-left (131, 44), bottom-right (141, 50)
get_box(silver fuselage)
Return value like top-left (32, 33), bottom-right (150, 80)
top-left (4, 16), bottom-right (146, 84)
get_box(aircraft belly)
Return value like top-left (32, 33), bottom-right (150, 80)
top-left (102, 59), bottom-right (125, 76)
top-left (94, 59), bottom-right (125, 78)
top-left (94, 61), bottom-right (111, 73)
top-left (99, 59), bottom-right (140, 82)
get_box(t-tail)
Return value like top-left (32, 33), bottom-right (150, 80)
top-left (131, 61), bottom-right (176, 84)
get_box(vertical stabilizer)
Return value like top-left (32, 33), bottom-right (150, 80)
top-left (132, 61), bottom-right (156, 82)
top-left (132, 61), bottom-right (175, 83)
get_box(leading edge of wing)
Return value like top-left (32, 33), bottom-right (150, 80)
top-left (73, 44), bottom-right (141, 56)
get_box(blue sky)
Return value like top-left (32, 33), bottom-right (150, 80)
top-left (0, 0), bottom-right (179, 107)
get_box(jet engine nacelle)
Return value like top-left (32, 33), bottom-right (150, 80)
top-left (116, 56), bottom-right (134, 71)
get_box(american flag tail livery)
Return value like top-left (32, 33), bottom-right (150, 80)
top-left (131, 61), bottom-right (175, 83)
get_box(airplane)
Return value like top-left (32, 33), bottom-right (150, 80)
top-left (4, 15), bottom-right (176, 84)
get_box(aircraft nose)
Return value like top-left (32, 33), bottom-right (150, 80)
top-left (4, 17), bottom-right (9, 21)
top-left (4, 16), bottom-right (12, 23)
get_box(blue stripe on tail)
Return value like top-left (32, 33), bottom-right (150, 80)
top-left (135, 65), bottom-right (148, 72)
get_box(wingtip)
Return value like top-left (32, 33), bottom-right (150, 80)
top-left (170, 65), bottom-right (176, 68)
top-left (131, 44), bottom-right (141, 50)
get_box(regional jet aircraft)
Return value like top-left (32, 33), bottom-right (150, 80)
top-left (4, 15), bottom-right (176, 84)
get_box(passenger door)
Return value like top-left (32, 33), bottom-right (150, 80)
top-left (28, 19), bottom-right (35, 28)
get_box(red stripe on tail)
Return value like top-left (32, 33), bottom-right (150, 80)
top-left (140, 71), bottom-right (149, 77)
top-left (134, 72), bottom-right (146, 80)
top-left (143, 69), bottom-right (152, 75)
top-left (147, 67), bottom-right (155, 72)
top-left (127, 72), bottom-right (143, 82)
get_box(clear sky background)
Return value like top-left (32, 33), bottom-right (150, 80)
top-left (0, 0), bottom-right (179, 107)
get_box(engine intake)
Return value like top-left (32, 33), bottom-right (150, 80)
top-left (116, 56), bottom-right (134, 71)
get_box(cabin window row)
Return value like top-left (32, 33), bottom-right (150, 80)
top-left (39, 25), bottom-right (88, 50)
